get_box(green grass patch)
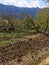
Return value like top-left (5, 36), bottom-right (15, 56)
top-left (0, 30), bottom-right (35, 45)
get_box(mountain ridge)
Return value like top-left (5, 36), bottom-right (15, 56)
top-left (0, 3), bottom-right (40, 17)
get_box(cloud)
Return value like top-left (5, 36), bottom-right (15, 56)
top-left (0, 0), bottom-right (47, 8)
top-left (42, 0), bottom-right (49, 7)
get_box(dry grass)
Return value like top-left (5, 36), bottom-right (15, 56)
top-left (0, 33), bottom-right (49, 65)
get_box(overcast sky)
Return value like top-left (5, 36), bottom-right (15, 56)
top-left (0, 0), bottom-right (48, 8)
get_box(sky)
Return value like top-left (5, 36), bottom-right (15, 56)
top-left (0, 0), bottom-right (49, 8)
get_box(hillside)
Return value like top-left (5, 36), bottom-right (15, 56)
top-left (0, 3), bottom-right (49, 65)
top-left (0, 34), bottom-right (49, 65)
top-left (0, 3), bottom-right (39, 17)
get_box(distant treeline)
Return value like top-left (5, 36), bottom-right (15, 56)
top-left (0, 8), bottom-right (49, 34)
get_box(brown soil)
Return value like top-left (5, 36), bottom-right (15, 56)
top-left (0, 33), bottom-right (49, 65)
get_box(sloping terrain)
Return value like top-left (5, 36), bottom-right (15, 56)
top-left (39, 57), bottom-right (49, 65)
top-left (0, 34), bottom-right (49, 65)
top-left (0, 3), bottom-right (39, 17)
